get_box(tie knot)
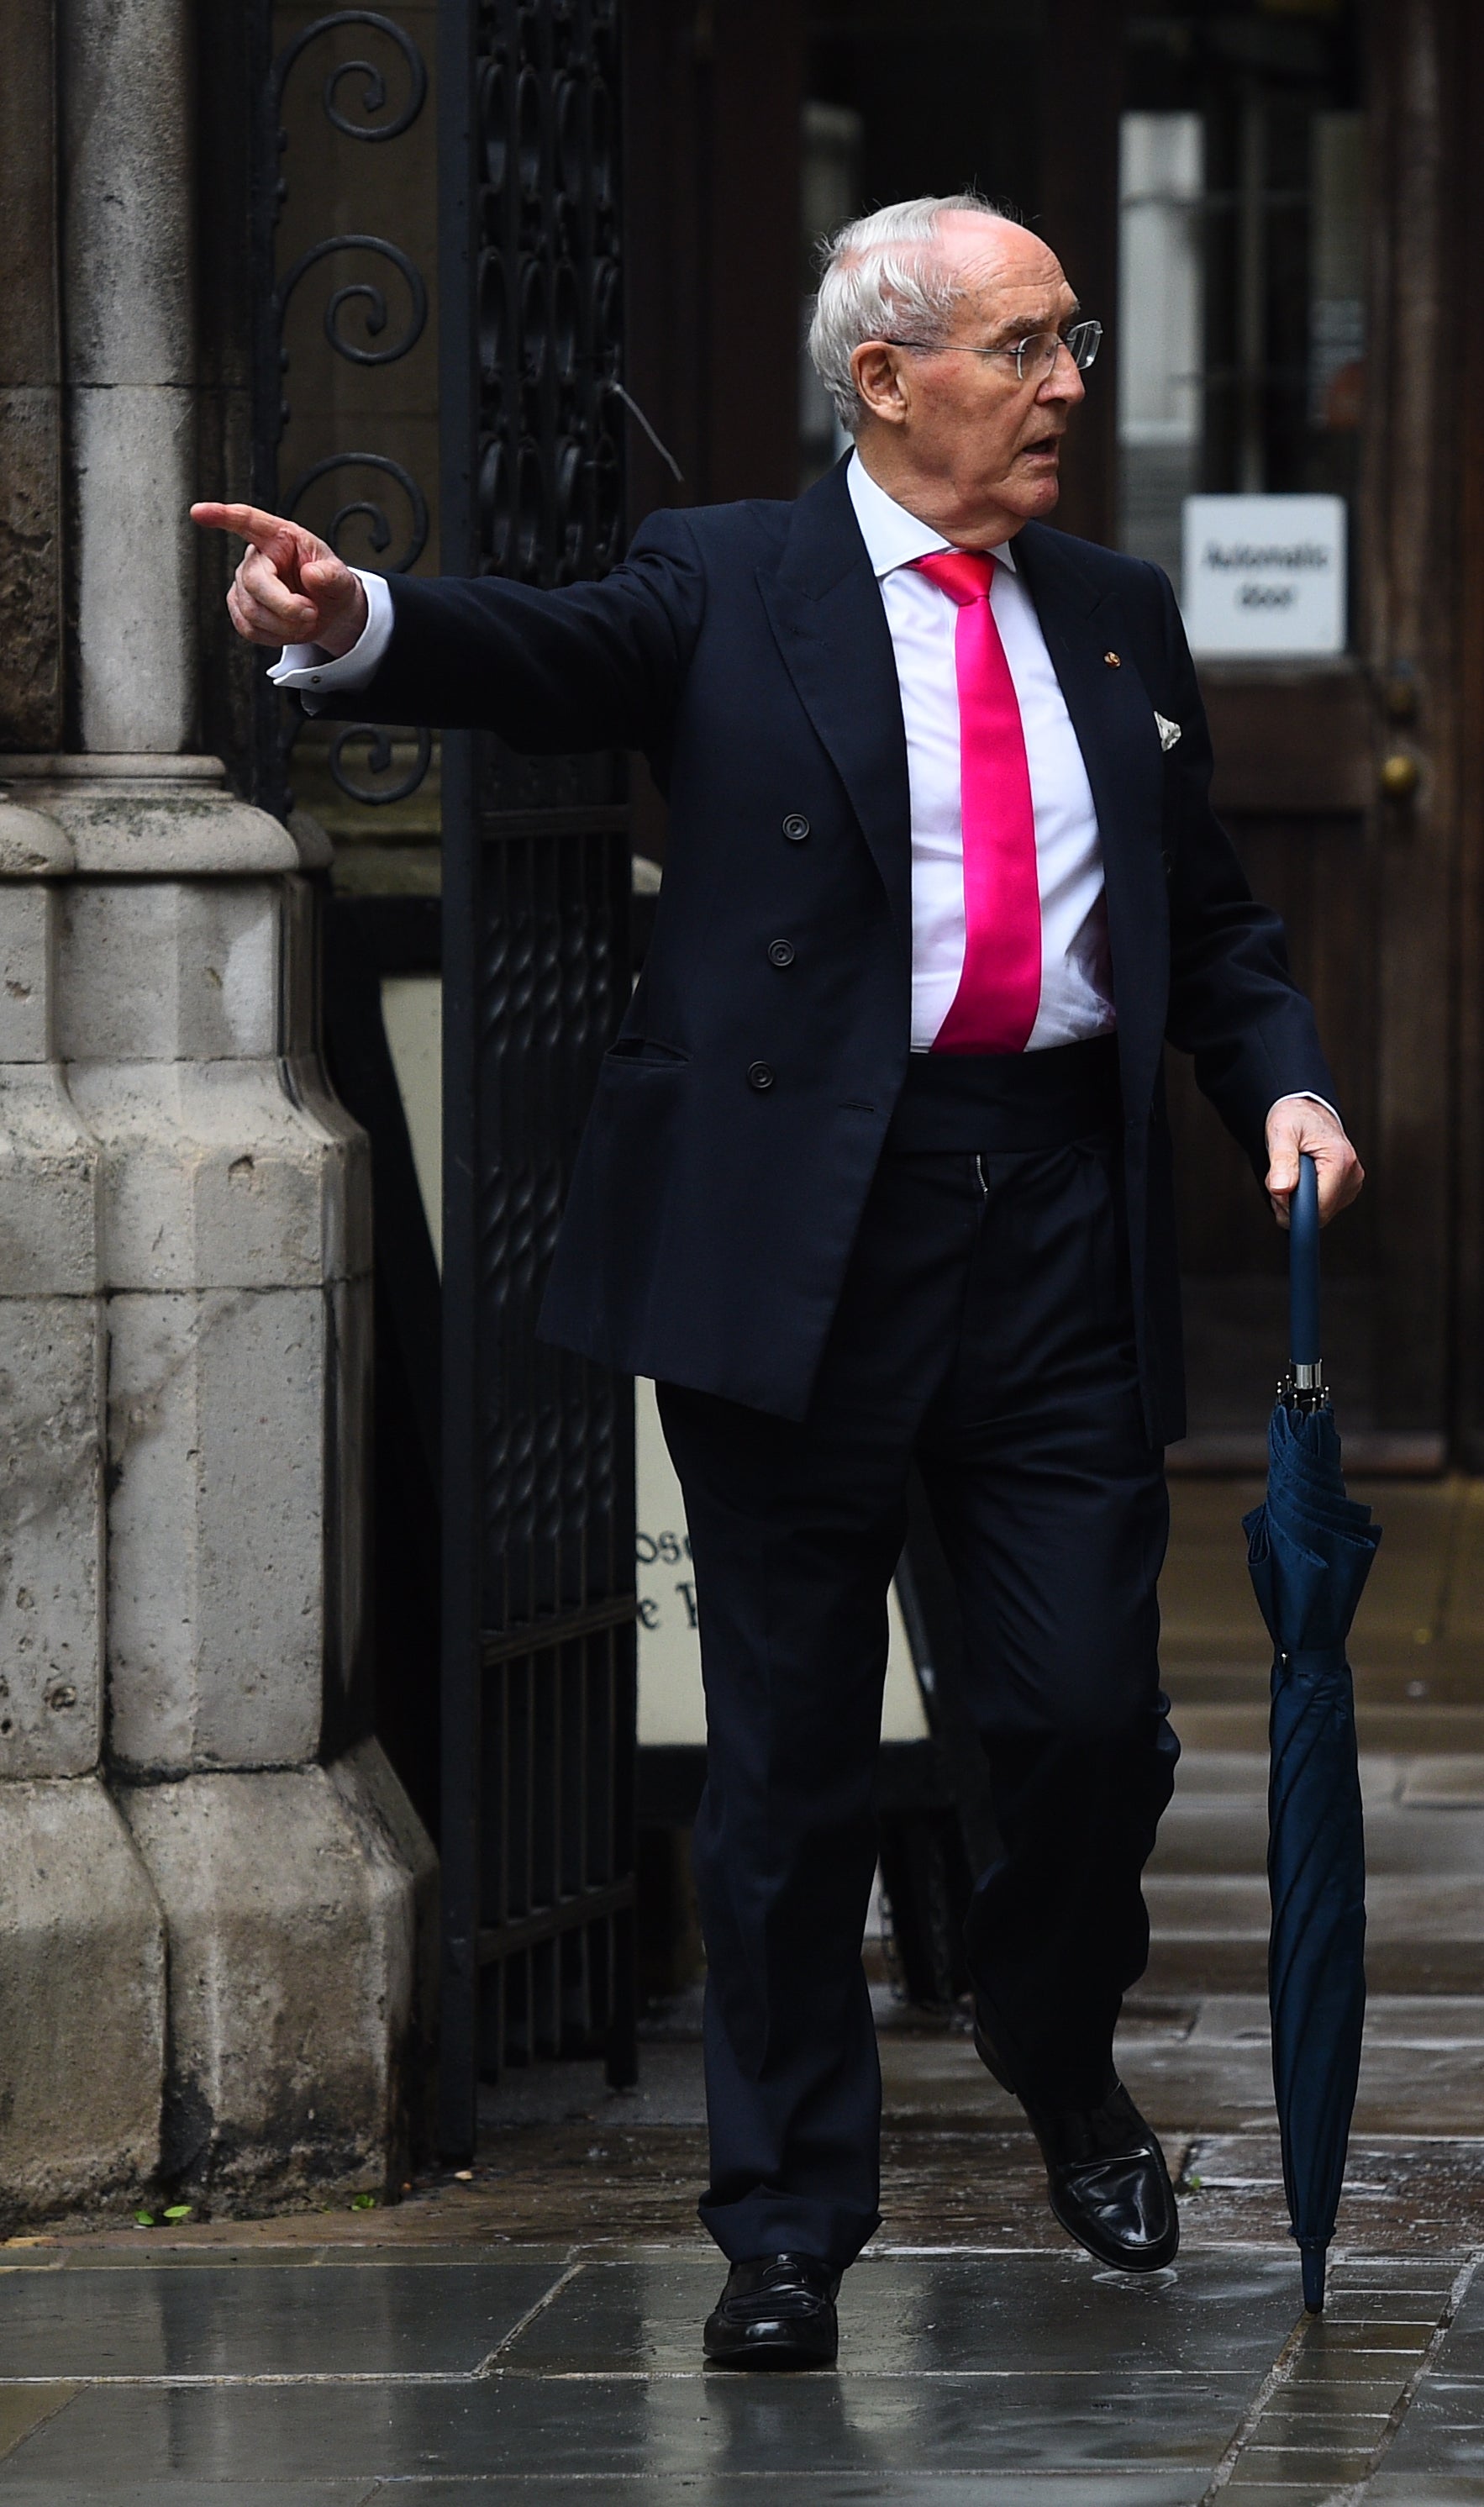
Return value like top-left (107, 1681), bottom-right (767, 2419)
top-left (913, 548), bottom-right (997, 606)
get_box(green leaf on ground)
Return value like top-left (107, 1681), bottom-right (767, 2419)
top-left (134, 2211), bottom-right (155, 2227)
top-left (350, 2193), bottom-right (376, 2209)
top-left (162, 2205), bottom-right (193, 2221)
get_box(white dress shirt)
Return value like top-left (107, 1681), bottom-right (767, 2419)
top-left (846, 452), bottom-right (1113, 1052)
top-left (845, 458), bottom-right (1332, 1120)
top-left (270, 491), bottom-right (1333, 1126)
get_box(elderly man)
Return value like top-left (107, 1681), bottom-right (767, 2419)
top-left (197, 193), bottom-right (1361, 2369)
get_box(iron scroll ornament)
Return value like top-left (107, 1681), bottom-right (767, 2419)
top-left (327, 723), bottom-right (434, 807)
top-left (278, 452), bottom-right (430, 806)
top-left (282, 450), bottom-right (429, 575)
top-left (260, 8), bottom-right (433, 811)
top-left (276, 234), bottom-right (429, 370)
top-left (270, 9), bottom-right (428, 138)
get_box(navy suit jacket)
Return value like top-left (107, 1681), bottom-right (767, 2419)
top-left (330, 456), bottom-right (1336, 1435)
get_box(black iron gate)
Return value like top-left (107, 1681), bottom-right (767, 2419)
top-left (437, 0), bottom-right (638, 2159)
top-left (251, 0), bottom-right (638, 2168)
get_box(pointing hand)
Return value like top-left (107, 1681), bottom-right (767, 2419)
top-left (190, 503), bottom-right (370, 658)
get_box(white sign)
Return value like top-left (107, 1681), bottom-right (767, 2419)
top-left (634, 1378), bottom-right (927, 1749)
top-left (1181, 494), bottom-right (1347, 658)
top-left (376, 976), bottom-right (932, 1758)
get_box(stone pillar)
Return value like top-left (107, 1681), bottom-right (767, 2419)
top-left (60, 0), bottom-right (197, 751)
top-left (0, 0), bottom-right (64, 752)
top-left (0, 0), bottom-right (437, 2224)
top-left (0, 789), bottom-right (166, 2224)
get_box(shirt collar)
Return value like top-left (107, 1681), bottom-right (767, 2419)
top-left (845, 449), bottom-right (1017, 580)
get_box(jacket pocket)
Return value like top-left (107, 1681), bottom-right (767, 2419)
top-left (603, 1035), bottom-right (691, 1069)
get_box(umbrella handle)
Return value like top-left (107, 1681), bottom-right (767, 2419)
top-left (1289, 1150), bottom-right (1322, 1395)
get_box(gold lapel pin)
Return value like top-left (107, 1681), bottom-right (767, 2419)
top-left (1103, 650), bottom-right (1122, 668)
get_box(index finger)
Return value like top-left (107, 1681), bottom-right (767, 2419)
top-left (190, 501), bottom-right (295, 553)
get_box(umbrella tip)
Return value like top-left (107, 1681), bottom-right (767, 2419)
top-left (1301, 2243), bottom-right (1327, 2312)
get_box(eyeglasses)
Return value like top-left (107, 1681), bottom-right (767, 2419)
top-left (883, 319), bottom-right (1103, 382)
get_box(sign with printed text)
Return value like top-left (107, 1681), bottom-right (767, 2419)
top-left (634, 1379), bottom-right (928, 1751)
top-left (1181, 494), bottom-right (1347, 658)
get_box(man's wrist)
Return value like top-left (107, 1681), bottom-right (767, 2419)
top-left (319, 578), bottom-right (371, 658)
top-left (1268, 1091), bottom-right (1341, 1130)
top-left (268, 570), bottom-right (393, 703)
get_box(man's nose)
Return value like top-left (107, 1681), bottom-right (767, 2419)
top-left (1039, 342), bottom-right (1086, 406)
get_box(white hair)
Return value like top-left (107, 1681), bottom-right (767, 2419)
top-left (807, 192), bottom-right (1021, 437)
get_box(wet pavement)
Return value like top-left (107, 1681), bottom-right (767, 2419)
top-left (0, 2239), bottom-right (1481, 2500)
top-left (6, 1978), bottom-right (1484, 2502)
top-left (6, 1475), bottom-right (1484, 2499)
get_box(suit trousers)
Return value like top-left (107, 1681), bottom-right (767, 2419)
top-left (656, 1043), bottom-right (1180, 2271)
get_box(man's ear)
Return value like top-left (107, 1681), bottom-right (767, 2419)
top-left (850, 341), bottom-right (910, 429)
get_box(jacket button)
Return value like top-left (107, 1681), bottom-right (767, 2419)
top-left (767, 938), bottom-right (795, 967)
top-left (747, 1061), bottom-right (776, 1092)
top-left (781, 812), bottom-right (810, 842)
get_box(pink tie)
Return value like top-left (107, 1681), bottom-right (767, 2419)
top-left (913, 550), bottom-right (1042, 1055)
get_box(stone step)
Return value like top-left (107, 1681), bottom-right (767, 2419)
top-left (1153, 1793), bottom-right (1484, 1878)
top-left (1170, 1659), bottom-right (1484, 1708)
top-left (1143, 1871), bottom-right (1484, 1995)
top-left (1171, 1701), bottom-right (1484, 1754)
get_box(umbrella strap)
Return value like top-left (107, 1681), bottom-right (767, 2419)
top-left (1273, 1646), bottom-right (1350, 1678)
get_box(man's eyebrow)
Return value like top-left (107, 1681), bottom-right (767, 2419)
top-left (976, 298), bottom-right (1081, 347)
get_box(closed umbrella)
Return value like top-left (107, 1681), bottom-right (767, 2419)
top-left (1242, 1151), bottom-right (1381, 2312)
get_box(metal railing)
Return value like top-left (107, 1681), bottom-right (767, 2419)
top-left (437, 0), bottom-right (637, 2161)
top-left (251, 0), bottom-right (639, 2169)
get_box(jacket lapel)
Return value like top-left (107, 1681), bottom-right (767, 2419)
top-left (757, 462), bottom-right (913, 951)
top-left (1013, 523), bottom-right (1169, 1105)
top-left (755, 484), bottom-right (1172, 1082)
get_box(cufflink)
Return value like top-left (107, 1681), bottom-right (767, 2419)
top-left (1155, 711), bottom-right (1181, 753)
top-left (1103, 650), bottom-right (1121, 667)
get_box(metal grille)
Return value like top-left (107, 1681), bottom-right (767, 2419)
top-left (250, 6), bottom-right (436, 823)
top-left (250, 0), bottom-right (638, 2161)
top-left (439, 0), bottom-right (637, 2156)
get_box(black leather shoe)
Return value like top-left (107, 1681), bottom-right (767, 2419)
top-left (703, 2252), bottom-right (841, 2368)
top-left (975, 2003), bottom-right (1179, 2273)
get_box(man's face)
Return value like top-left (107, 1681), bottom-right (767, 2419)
top-left (851, 216), bottom-right (1087, 530)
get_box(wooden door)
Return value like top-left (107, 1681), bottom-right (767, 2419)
top-left (1045, 0), bottom-right (1471, 1468)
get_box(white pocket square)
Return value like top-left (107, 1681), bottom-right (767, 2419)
top-left (1155, 712), bottom-right (1181, 754)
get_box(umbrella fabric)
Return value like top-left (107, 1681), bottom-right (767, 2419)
top-left (1245, 1400), bottom-right (1380, 2312)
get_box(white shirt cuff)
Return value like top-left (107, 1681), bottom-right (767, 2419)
top-left (267, 570), bottom-right (394, 711)
top-left (1268, 1091), bottom-right (1341, 1128)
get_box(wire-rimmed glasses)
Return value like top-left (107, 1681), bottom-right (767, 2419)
top-left (883, 319), bottom-right (1102, 382)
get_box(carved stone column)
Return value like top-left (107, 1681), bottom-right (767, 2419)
top-left (0, 0), bottom-right (436, 2223)
top-left (0, 788), bottom-right (166, 2223)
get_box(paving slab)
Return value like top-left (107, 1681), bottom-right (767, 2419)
top-left (41, 2246), bottom-right (573, 2273)
top-left (1224, 2444), bottom-right (1376, 2482)
top-left (0, 2483), bottom-right (1210, 2507)
top-left (0, 2370), bottom-right (1257, 2483)
top-left (0, 2491), bottom-right (376, 2506)
top-left (1367, 2483), bottom-right (1484, 2505)
top-left (1363, 2373), bottom-right (1484, 2486)
top-left (499, 2251), bottom-right (1302, 2380)
top-left (365, 2484), bottom-right (1213, 2505)
top-left (0, 2258), bottom-right (561, 2381)
top-left (0, 2389), bottom-right (75, 2462)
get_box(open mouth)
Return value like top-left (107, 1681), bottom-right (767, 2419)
top-left (1019, 434), bottom-right (1063, 461)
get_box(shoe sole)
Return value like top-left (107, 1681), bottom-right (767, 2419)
top-left (703, 2337), bottom-right (838, 2371)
